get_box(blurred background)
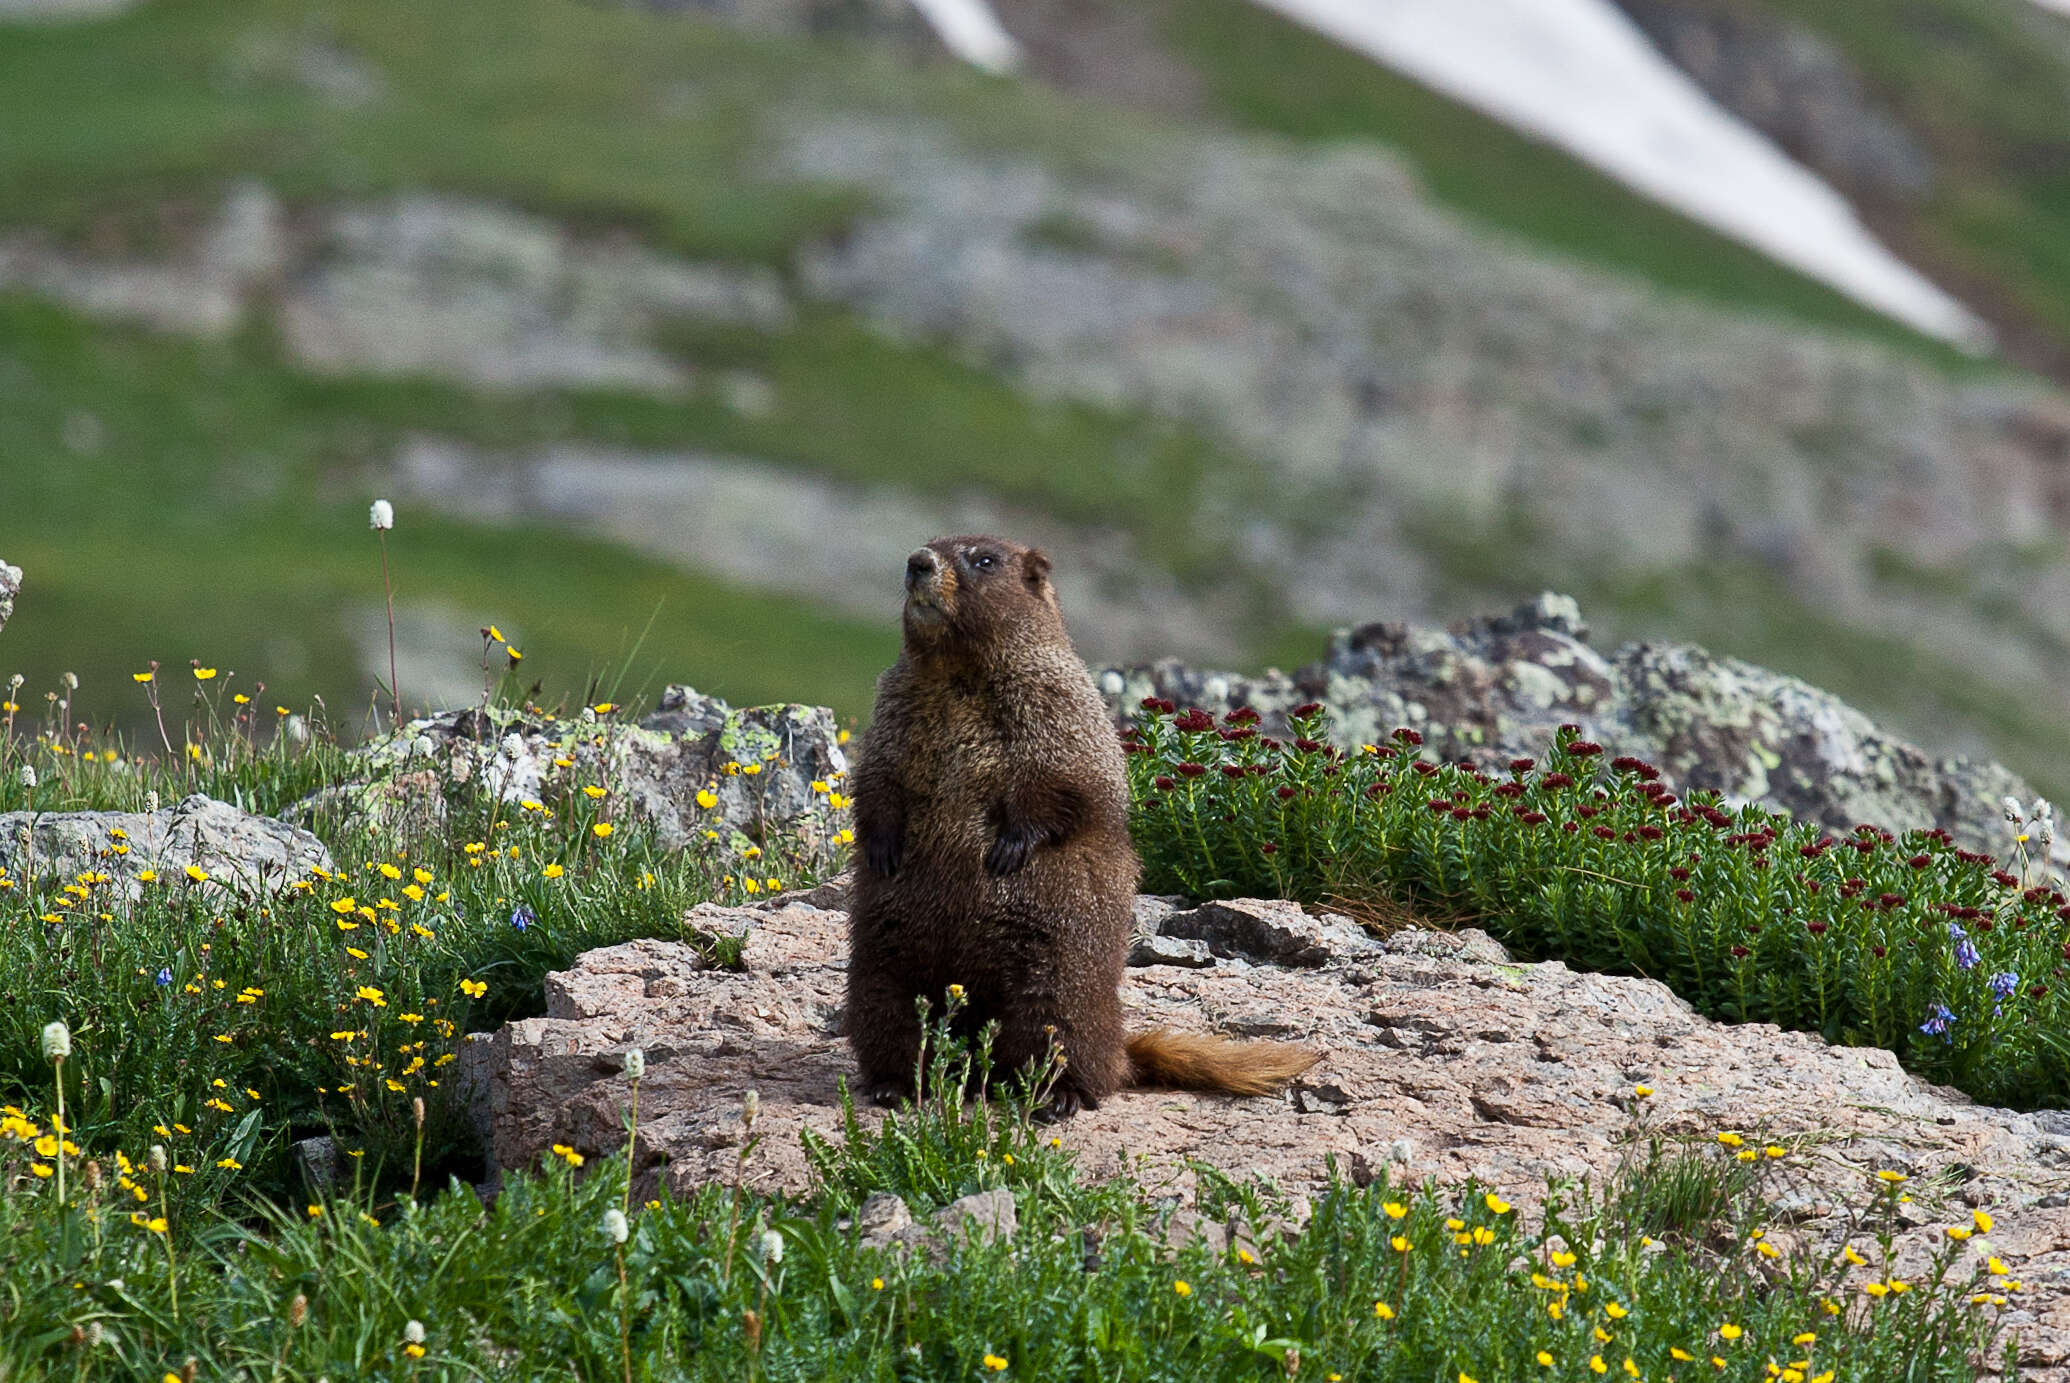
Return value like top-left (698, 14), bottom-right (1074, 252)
top-left (7, 0), bottom-right (2070, 794)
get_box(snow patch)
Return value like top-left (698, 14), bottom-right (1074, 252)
top-left (908, 0), bottom-right (1020, 74)
top-left (1248, 0), bottom-right (1990, 349)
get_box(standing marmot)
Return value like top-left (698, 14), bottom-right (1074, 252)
top-left (845, 534), bottom-right (1316, 1115)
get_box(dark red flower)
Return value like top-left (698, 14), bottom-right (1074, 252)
top-left (1295, 738), bottom-right (1324, 754)
top-left (1226, 707), bottom-right (1261, 726)
top-left (1221, 765), bottom-right (1247, 779)
top-left (1291, 702), bottom-right (1324, 718)
top-left (1175, 762), bottom-right (1207, 779)
top-left (1509, 758), bottom-right (1535, 773)
top-left (1908, 854), bottom-right (1932, 869)
top-left (1872, 945), bottom-right (1886, 958)
top-left (1806, 920), bottom-right (1829, 935)
top-left (1593, 825), bottom-right (1614, 840)
top-left (1173, 709), bottom-right (1216, 733)
top-left (1495, 782), bottom-right (1524, 799)
top-left (1637, 825), bottom-right (1664, 841)
top-left (1153, 775), bottom-right (1175, 791)
top-left (1675, 889), bottom-right (1694, 903)
top-left (1260, 842), bottom-right (1278, 855)
top-left (1568, 741), bottom-right (1604, 757)
top-left (1992, 870), bottom-right (2020, 888)
top-left (1277, 786), bottom-right (1297, 800)
top-left (1731, 945), bottom-right (1750, 958)
top-left (1392, 727), bottom-right (1423, 746)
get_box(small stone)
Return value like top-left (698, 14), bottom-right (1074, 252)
top-left (1128, 935), bottom-right (1214, 968)
top-left (935, 1189), bottom-right (1017, 1245)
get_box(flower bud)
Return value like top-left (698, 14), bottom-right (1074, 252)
top-left (369, 500), bottom-right (395, 531)
top-left (623, 1048), bottom-right (645, 1081)
top-left (41, 1020), bottom-right (71, 1060)
top-left (603, 1208), bottom-right (630, 1245)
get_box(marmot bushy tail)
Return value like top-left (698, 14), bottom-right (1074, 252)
top-left (1126, 1029), bottom-right (1318, 1096)
top-left (843, 533), bottom-right (1317, 1117)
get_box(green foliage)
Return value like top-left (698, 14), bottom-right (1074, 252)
top-left (0, 1091), bottom-right (2012, 1380)
top-left (1126, 702), bottom-right (2070, 1109)
top-left (0, 686), bottom-right (843, 1206)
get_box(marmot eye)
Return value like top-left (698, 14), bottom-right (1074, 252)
top-left (972, 552), bottom-right (997, 570)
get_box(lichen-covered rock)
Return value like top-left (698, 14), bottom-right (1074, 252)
top-left (0, 792), bottom-right (334, 900)
top-left (462, 890), bottom-right (2070, 1376)
top-left (293, 688), bottom-right (848, 853)
top-left (1100, 594), bottom-right (2042, 858)
top-left (0, 557), bottom-right (18, 633)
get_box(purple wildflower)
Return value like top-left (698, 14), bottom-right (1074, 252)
top-left (510, 904), bottom-right (534, 933)
top-left (1919, 1004), bottom-right (1956, 1039)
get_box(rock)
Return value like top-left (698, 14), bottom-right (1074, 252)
top-left (934, 1188), bottom-right (1017, 1245)
top-left (0, 793), bottom-right (334, 901)
top-left (1102, 594), bottom-right (2043, 858)
top-left (1128, 935), bottom-right (1214, 968)
top-left (291, 691), bottom-right (848, 856)
top-left (1157, 898), bottom-right (1379, 968)
top-left (280, 195), bottom-right (790, 393)
top-left (855, 1191), bottom-right (915, 1251)
top-left (0, 557), bottom-right (17, 632)
top-left (289, 1135), bottom-right (341, 1192)
top-left (468, 891), bottom-right (2070, 1375)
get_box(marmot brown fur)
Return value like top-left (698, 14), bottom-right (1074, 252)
top-left (844, 534), bottom-right (1317, 1115)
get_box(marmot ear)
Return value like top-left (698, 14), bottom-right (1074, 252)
top-left (1021, 547), bottom-right (1052, 589)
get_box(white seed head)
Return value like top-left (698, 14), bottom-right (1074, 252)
top-left (580, 707), bottom-right (597, 725)
top-left (61, 672), bottom-right (78, 691)
top-left (85, 1321), bottom-right (103, 1348)
top-left (741, 1088), bottom-right (760, 1128)
top-left (2003, 796), bottom-right (2026, 827)
top-left (761, 1229), bottom-right (784, 1264)
top-left (145, 789), bottom-right (160, 813)
top-left (18, 766), bottom-right (35, 789)
top-left (501, 733), bottom-right (526, 762)
top-left (41, 1020), bottom-right (71, 1060)
top-left (411, 735), bottom-right (435, 759)
top-left (6, 673), bottom-right (21, 690)
top-left (2037, 799), bottom-right (2055, 822)
top-left (623, 1048), bottom-right (645, 1080)
top-left (402, 1319), bottom-right (425, 1345)
top-left (603, 1208), bottom-right (630, 1245)
top-left (369, 500), bottom-right (395, 531)
top-left (2036, 816), bottom-right (2055, 848)
top-left (148, 1144), bottom-right (168, 1175)
top-left (285, 715), bottom-right (310, 748)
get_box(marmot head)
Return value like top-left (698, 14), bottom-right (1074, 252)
top-left (902, 535), bottom-right (1064, 654)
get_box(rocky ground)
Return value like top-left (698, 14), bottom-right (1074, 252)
top-left (458, 882), bottom-right (2070, 1376)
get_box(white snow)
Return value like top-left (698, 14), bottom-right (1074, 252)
top-left (907, 0), bottom-right (1020, 75)
top-left (1247, 0), bottom-right (1991, 349)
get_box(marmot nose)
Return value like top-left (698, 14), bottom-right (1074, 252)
top-left (905, 549), bottom-right (940, 587)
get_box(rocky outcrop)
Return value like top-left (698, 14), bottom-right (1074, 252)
top-left (295, 688), bottom-right (848, 853)
top-left (461, 887), bottom-right (2070, 1375)
top-left (0, 793), bottom-right (334, 900)
top-left (0, 557), bottom-right (18, 633)
top-left (1100, 593), bottom-right (2044, 859)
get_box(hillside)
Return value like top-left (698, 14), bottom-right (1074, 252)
top-left (6, 0), bottom-right (2070, 800)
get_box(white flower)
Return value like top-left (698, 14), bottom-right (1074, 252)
top-left (603, 1208), bottom-right (629, 1246)
top-left (411, 735), bottom-right (434, 759)
top-left (2037, 799), bottom-right (2055, 822)
top-left (761, 1229), bottom-right (784, 1265)
top-left (623, 1048), bottom-right (645, 1080)
top-left (369, 500), bottom-right (395, 531)
top-left (144, 790), bottom-right (159, 813)
top-left (18, 766), bottom-right (35, 789)
top-left (501, 733), bottom-right (526, 762)
top-left (41, 1020), bottom-right (71, 1060)
top-left (403, 1319), bottom-right (425, 1345)
top-left (2002, 795), bottom-right (2026, 826)
top-left (2036, 816), bottom-right (2055, 849)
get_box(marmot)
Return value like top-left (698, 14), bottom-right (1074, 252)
top-left (844, 534), bottom-right (1317, 1115)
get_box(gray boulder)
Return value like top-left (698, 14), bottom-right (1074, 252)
top-left (0, 557), bottom-right (17, 633)
top-left (296, 687), bottom-right (848, 855)
top-left (0, 792), bottom-right (334, 901)
top-left (1101, 593), bottom-right (2042, 858)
